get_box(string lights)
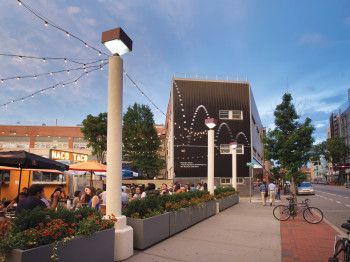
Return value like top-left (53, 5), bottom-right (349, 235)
top-left (17, 0), bottom-right (110, 58)
top-left (0, 63), bottom-right (108, 108)
top-left (0, 63), bottom-right (103, 83)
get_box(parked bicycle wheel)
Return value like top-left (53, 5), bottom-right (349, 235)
top-left (273, 205), bottom-right (291, 221)
top-left (303, 207), bottom-right (323, 224)
top-left (328, 239), bottom-right (349, 262)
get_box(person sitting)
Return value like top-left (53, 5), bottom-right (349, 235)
top-left (190, 183), bottom-right (196, 191)
top-left (15, 184), bottom-right (59, 215)
top-left (40, 191), bottom-right (50, 208)
top-left (72, 190), bottom-right (82, 210)
top-left (184, 184), bottom-right (192, 192)
top-left (168, 183), bottom-right (174, 195)
top-left (173, 183), bottom-right (184, 194)
top-left (202, 183), bottom-right (208, 191)
top-left (130, 186), bottom-right (146, 200)
top-left (196, 183), bottom-right (202, 190)
top-left (121, 187), bottom-right (129, 205)
top-left (50, 186), bottom-right (67, 203)
top-left (83, 186), bottom-right (100, 211)
top-left (160, 183), bottom-right (169, 196)
top-left (7, 192), bottom-right (26, 209)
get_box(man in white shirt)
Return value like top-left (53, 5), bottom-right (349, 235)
top-left (268, 181), bottom-right (277, 206)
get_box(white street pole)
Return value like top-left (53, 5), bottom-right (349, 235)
top-left (208, 129), bottom-right (215, 195)
top-left (232, 148), bottom-right (237, 190)
top-left (106, 55), bottom-right (133, 261)
top-left (106, 55), bottom-right (123, 218)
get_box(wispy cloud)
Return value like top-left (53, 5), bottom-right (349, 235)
top-left (67, 6), bottom-right (80, 15)
top-left (345, 17), bottom-right (350, 25)
top-left (298, 32), bottom-right (330, 48)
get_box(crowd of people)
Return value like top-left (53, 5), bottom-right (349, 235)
top-left (259, 181), bottom-right (287, 206)
top-left (0, 181), bottom-right (212, 216)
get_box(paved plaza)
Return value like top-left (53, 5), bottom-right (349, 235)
top-left (124, 194), bottom-right (345, 262)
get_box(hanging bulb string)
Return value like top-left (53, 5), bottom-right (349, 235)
top-left (0, 62), bottom-right (108, 108)
top-left (1, 63), bottom-right (104, 83)
top-left (0, 53), bottom-right (103, 66)
top-left (17, 0), bottom-right (110, 57)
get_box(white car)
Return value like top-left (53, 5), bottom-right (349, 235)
top-left (296, 182), bottom-right (315, 195)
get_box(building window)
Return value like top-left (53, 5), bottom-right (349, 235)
top-left (0, 170), bottom-right (10, 182)
top-left (35, 136), bottom-right (69, 149)
top-left (32, 171), bottom-right (66, 183)
top-left (219, 110), bottom-right (229, 119)
top-left (237, 177), bottom-right (244, 184)
top-left (221, 178), bottom-right (231, 184)
top-left (0, 136), bottom-right (30, 149)
top-left (219, 110), bottom-right (243, 120)
top-left (220, 144), bottom-right (244, 154)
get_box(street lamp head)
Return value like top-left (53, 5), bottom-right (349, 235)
top-left (101, 27), bottom-right (133, 56)
top-left (205, 118), bottom-right (217, 129)
top-left (230, 141), bottom-right (237, 149)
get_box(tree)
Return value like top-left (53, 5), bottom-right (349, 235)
top-left (81, 113), bottom-right (107, 163)
top-left (327, 137), bottom-right (350, 184)
top-left (262, 93), bottom-right (315, 196)
top-left (310, 138), bottom-right (349, 183)
top-left (122, 103), bottom-right (165, 179)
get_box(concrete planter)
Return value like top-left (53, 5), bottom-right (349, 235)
top-left (190, 204), bottom-right (206, 225)
top-left (217, 194), bottom-right (239, 211)
top-left (232, 194), bottom-right (239, 205)
top-left (127, 212), bottom-right (170, 250)
top-left (205, 200), bottom-right (216, 218)
top-left (169, 207), bottom-right (191, 236)
top-left (6, 228), bottom-right (115, 262)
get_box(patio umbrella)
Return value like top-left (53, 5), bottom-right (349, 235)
top-left (0, 150), bottom-right (69, 195)
top-left (69, 161), bottom-right (107, 187)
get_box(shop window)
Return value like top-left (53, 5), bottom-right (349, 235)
top-left (32, 171), bottom-right (66, 183)
top-left (237, 177), bottom-right (244, 184)
top-left (0, 170), bottom-right (10, 182)
top-left (220, 178), bottom-right (231, 184)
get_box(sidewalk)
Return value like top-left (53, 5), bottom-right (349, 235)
top-left (123, 194), bottom-right (340, 262)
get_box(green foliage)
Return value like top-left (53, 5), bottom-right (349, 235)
top-left (262, 93), bottom-right (315, 188)
top-left (122, 103), bottom-right (165, 179)
top-left (81, 113), bottom-right (107, 163)
top-left (214, 187), bottom-right (237, 198)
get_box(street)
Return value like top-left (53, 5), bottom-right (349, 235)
top-left (308, 184), bottom-right (350, 234)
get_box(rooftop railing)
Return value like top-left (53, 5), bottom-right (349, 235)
top-left (173, 72), bottom-right (248, 82)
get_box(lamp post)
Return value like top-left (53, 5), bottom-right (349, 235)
top-left (230, 141), bottom-right (237, 190)
top-left (205, 118), bottom-right (217, 195)
top-left (101, 27), bottom-right (133, 261)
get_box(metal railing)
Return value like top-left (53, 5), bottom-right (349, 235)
top-left (173, 72), bottom-right (248, 82)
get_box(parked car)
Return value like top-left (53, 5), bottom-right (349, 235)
top-left (296, 182), bottom-right (315, 195)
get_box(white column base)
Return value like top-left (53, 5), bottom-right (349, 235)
top-left (114, 224), bottom-right (133, 261)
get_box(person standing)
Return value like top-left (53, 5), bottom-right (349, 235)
top-left (268, 181), bottom-right (277, 206)
top-left (259, 181), bottom-right (268, 206)
top-left (276, 183), bottom-right (281, 200)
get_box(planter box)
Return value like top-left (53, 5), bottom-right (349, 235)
top-left (232, 194), bottom-right (239, 205)
top-left (169, 207), bottom-right (191, 236)
top-left (190, 205), bottom-right (206, 225)
top-left (205, 200), bottom-right (216, 218)
top-left (7, 228), bottom-right (115, 262)
top-left (127, 212), bottom-right (170, 250)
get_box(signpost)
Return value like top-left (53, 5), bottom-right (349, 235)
top-left (246, 163), bottom-right (254, 203)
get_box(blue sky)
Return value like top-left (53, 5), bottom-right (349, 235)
top-left (0, 0), bottom-right (349, 144)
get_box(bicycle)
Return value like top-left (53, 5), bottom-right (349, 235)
top-left (273, 197), bottom-right (323, 224)
top-left (328, 221), bottom-right (350, 262)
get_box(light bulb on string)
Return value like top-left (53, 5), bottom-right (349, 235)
top-left (34, 75), bottom-right (37, 79)
top-left (67, 70), bottom-right (70, 74)
top-left (85, 43), bottom-right (88, 47)
top-left (42, 58), bottom-right (46, 62)
top-left (21, 98), bottom-right (24, 102)
top-left (4, 104), bottom-right (7, 108)
top-left (11, 100), bottom-right (14, 103)
top-left (66, 32), bottom-right (70, 37)
top-left (99, 52), bottom-right (101, 56)
top-left (40, 90), bottom-right (43, 94)
top-left (74, 80), bottom-right (77, 84)
top-left (64, 58), bottom-right (67, 63)
top-left (99, 65), bottom-right (103, 70)
top-left (18, 0), bottom-right (22, 5)
top-left (1, 80), bottom-right (3, 83)
top-left (86, 72), bottom-right (88, 76)
top-left (19, 56), bottom-right (22, 60)
top-left (52, 86), bottom-right (55, 90)
top-left (101, 59), bottom-right (104, 63)
top-left (62, 84), bottom-right (65, 87)
top-left (17, 77), bottom-right (20, 80)
top-left (50, 72), bottom-right (53, 75)
top-left (31, 94), bottom-right (34, 98)
top-left (45, 21), bottom-right (48, 27)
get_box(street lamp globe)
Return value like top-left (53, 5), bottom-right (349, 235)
top-left (102, 27), bottom-right (133, 56)
top-left (205, 118), bottom-right (217, 129)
